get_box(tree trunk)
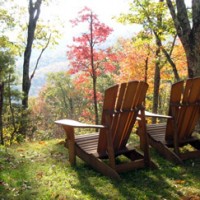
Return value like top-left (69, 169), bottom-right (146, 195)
top-left (166, 0), bottom-right (200, 78)
top-left (152, 47), bottom-right (161, 123)
top-left (144, 56), bottom-right (148, 83)
top-left (184, 40), bottom-right (200, 78)
top-left (0, 83), bottom-right (4, 145)
top-left (69, 98), bottom-right (74, 119)
top-left (90, 12), bottom-right (99, 125)
top-left (22, 0), bottom-right (42, 108)
top-left (92, 76), bottom-right (99, 125)
top-left (152, 0), bottom-right (162, 123)
top-left (8, 74), bottom-right (17, 144)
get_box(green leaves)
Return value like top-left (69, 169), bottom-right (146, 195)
top-left (117, 0), bottom-right (175, 37)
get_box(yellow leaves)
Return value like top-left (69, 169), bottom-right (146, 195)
top-left (174, 179), bottom-right (186, 184)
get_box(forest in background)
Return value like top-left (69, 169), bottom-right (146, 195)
top-left (1, 0), bottom-right (200, 145)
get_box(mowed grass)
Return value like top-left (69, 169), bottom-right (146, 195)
top-left (0, 139), bottom-right (200, 200)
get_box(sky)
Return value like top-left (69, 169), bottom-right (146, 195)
top-left (42, 0), bottom-right (139, 44)
top-left (49, 0), bottom-right (130, 22)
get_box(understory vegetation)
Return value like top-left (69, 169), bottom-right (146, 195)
top-left (0, 139), bottom-right (200, 200)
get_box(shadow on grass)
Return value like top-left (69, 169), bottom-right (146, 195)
top-left (118, 153), bottom-right (200, 199)
top-left (52, 141), bottom-right (199, 200)
top-left (52, 142), bottom-right (111, 199)
top-left (72, 162), bottom-right (181, 200)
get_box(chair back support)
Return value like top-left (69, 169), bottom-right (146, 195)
top-left (166, 77), bottom-right (200, 141)
top-left (97, 81), bottom-right (148, 155)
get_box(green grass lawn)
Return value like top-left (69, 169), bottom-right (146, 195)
top-left (0, 139), bottom-right (200, 200)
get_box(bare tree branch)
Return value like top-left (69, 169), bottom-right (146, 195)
top-left (30, 33), bottom-right (51, 81)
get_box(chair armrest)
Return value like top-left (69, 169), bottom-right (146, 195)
top-left (144, 111), bottom-right (172, 119)
top-left (55, 119), bottom-right (106, 165)
top-left (137, 111), bottom-right (172, 120)
top-left (55, 119), bottom-right (106, 129)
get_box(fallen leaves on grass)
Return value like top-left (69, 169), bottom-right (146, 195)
top-left (36, 171), bottom-right (44, 180)
top-left (39, 141), bottom-right (46, 145)
top-left (17, 149), bottom-right (24, 152)
top-left (174, 180), bottom-right (186, 184)
top-left (181, 195), bottom-right (200, 200)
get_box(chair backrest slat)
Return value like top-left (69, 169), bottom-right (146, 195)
top-left (166, 81), bottom-right (183, 140)
top-left (166, 77), bottom-right (200, 141)
top-left (182, 78), bottom-right (200, 138)
top-left (97, 84), bottom-right (119, 153)
top-left (111, 83), bottom-right (127, 150)
top-left (115, 82), bottom-right (139, 150)
top-left (97, 81), bottom-right (148, 155)
top-left (117, 81), bottom-right (148, 149)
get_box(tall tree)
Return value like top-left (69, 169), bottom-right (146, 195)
top-left (0, 2), bottom-right (17, 145)
top-left (166, 0), bottom-right (200, 78)
top-left (18, 0), bottom-right (61, 136)
top-left (21, 0), bottom-right (60, 108)
top-left (67, 7), bottom-right (114, 124)
top-left (0, 0), bottom-right (60, 141)
top-left (22, 0), bottom-right (42, 108)
top-left (118, 0), bottom-right (179, 81)
top-left (118, 0), bottom-right (179, 114)
top-left (0, 45), bottom-right (16, 145)
top-left (153, 0), bottom-right (163, 118)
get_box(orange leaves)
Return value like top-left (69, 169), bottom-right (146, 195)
top-left (171, 41), bottom-right (187, 77)
top-left (114, 38), bottom-right (153, 83)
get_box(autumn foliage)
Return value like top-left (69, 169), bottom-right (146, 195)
top-left (67, 7), bottom-right (114, 76)
top-left (67, 7), bottom-right (118, 124)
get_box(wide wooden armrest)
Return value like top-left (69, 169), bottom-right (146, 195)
top-left (144, 111), bottom-right (172, 119)
top-left (55, 119), bottom-right (106, 129)
top-left (137, 111), bottom-right (172, 120)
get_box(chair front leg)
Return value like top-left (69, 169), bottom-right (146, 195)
top-left (104, 115), bottom-right (116, 169)
top-left (137, 120), bottom-right (145, 151)
top-left (172, 119), bottom-right (180, 156)
top-left (139, 109), bottom-right (150, 167)
top-left (171, 108), bottom-right (180, 157)
top-left (63, 125), bottom-right (76, 165)
top-left (106, 128), bottom-right (116, 169)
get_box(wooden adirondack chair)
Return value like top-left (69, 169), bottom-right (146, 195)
top-left (55, 81), bottom-right (155, 179)
top-left (139, 77), bottom-right (200, 164)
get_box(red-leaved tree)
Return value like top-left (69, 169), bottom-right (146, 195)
top-left (67, 7), bottom-right (115, 124)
